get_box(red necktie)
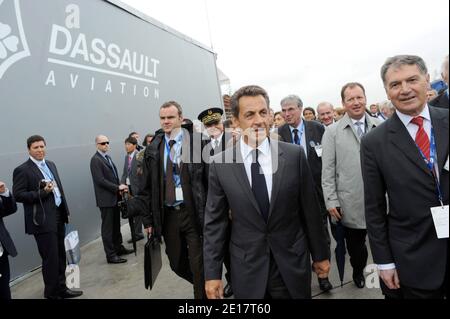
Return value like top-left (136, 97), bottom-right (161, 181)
top-left (410, 116), bottom-right (430, 160)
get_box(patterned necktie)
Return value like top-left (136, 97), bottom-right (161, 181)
top-left (251, 150), bottom-right (270, 223)
top-left (293, 129), bottom-right (300, 145)
top-left (355, 121), bottom-right (364, 138)
top-left (165, 140), bottom-right (177, 205)
top-left (410, 116), bottom-right (430, 160)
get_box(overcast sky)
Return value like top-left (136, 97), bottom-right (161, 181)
top-left (121, 0), bottom-right (449, 111)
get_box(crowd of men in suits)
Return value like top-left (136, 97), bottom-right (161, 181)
top-left (0, 54), bottom-right (448, 300)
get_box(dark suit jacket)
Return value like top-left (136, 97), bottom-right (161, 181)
top-left (139, 128), bottom-right (207, 238)
top-left (90, 152), bottom-right (121, 208)
top-left (278, 121), bottom-right (326, 210)
top-left (13, 159), bottom-right (70, 234)
top-left (120, 152), bottom-right (141, 195)
top-left (361, 106), bottom-right (449, 290)
top-left (429, 91), bottom-right (449, 109)
top-left (0, 193), bottom-right (18, 257)
top-left (204, 139), bottom-right (329, 298)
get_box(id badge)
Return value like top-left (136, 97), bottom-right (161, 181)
top-left (431, 205), bottom-right (449, 239)
top-left (444, 156), bottom-right (449, 171)
top-left (126, 177), bottom-right (131, 186)
top-left (176, 187), bottom-right (184, 201)
top-left (315, 145), bottom-right (323, 158)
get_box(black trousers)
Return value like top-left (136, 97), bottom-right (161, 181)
top-left (0, 252), bottom-right (11, 300)
top-left (34, 217), bottom-right (67, 298)
top-left (223, 219), bottom-right (232, 284)
top-left (163, 205), bottom-right (205, 299)
top-left (330, 224), bottom-right (368, 276)
top-left (100, 206), bottom-right (123, 260)
top-left (132, 215), bottom-right (144, 236)
top-left (265, 253), bottom-right (292, 299)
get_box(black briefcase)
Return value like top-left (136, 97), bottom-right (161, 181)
top-left (144, 234), bottom-right (162, 290)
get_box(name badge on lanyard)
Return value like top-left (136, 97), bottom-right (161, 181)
top-left (419, 128), bottom-right (449, 239)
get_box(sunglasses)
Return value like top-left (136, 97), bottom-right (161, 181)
top-left (98, 141), bottom-right (110, 145)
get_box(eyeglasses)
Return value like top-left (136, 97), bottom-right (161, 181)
top-left (98, 141), bottom-right (110, 145)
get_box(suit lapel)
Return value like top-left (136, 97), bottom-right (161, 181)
top-left (303, 121), bottom-right (312, 157)
top-left (269, 140), bottom-right (285, 219)
top-left (389, 113), bottom-right (431, 175)
top-left (27, 159), bottom-right (45, 181)
top-left (231, 142), bottom-right (263, 217)
top-left (429, 107), bottom-right (449, 172)
top-left (279, 125), bottom-right (293, 143)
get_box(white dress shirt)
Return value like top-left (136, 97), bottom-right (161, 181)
top-left (240, 138), bottom-right (273, 201)
top-left (211, 132), bottom-right (224, 150)
top-left (351, 116), bottom-right (367, 135)
top-left (378, 105), bottom-right (433, 271)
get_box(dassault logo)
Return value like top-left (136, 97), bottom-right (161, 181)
top-left (0, 0), bottom-right (30, 79)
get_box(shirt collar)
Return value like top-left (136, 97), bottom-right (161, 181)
top-left (212, 132), bottom-right (224, 143)
top-left (165, 130), bottom-right (183, 144)
top-left (30, 156), bottom-right (46, 167)
top-left (289, 119), bottom-right (303, 132)
top-left (97, 150), bottom-right (108, 158)
top-left (351, 115), bottom-right (366, 125)
top-left (240, 137), bottom-right (271, 161)
top-left (396, 104), bottom-right (431, 127)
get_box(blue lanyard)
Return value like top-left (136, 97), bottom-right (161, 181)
top-left (416, 127), bottom-right (444, 206)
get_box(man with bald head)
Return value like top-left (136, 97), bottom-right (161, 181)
top-left (90, 135), bottom-right (133, 264)
top-left (430, 55), bottom-right (449, 109)
top-left (317, 102), bottom-right (335, 127)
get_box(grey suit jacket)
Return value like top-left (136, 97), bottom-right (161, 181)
top-left (203, 139), bottom-right (329, 299)
top-left (321, 113), bottom-right (380, 229)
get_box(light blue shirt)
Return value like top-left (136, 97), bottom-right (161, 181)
top-left (289, 120), bottom-right (306, 153)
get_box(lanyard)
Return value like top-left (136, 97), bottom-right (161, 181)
top-left (416, 127), bottom-right (444, 206)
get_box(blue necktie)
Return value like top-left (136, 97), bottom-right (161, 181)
top-left (251, 150), bottom-right (270, 223)
top-left (293, 129), bottom-right (300, 145)
top-left (40, 162), bottom-right (62, 207)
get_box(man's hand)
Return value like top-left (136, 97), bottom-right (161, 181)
top-left (205, 280), bottom-right (224, 299)
top-left (44, 181), bottom-right (55, 193)
top-left (313, 259), bottom-right (331, 278)
top-left (118, 184), bottom-right (129, 192)
top-left (0, 181), bottom-right (6, 193)
top-left (379, 269), bottom-right (400, 290)
top-left (144, 227), bottom-right (153, 236)
top-left (328, 207), bottom-right (342, 220)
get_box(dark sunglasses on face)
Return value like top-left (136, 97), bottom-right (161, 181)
top-left (98, 141), bottom-right (109, 145)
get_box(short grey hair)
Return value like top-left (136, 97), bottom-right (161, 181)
top-left (280, 95), bottom-right (303, 108)
top-left (317, 102), bottom-right (334, 112)
top-left (381, 55), bottom-right (428, 85)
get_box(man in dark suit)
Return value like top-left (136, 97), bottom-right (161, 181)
top-left (90, 135), bottom-right (133, 264)
top-left (12, 135), bottom-right (83, 299)
top-left (197, 107), bottom-right (233, 297)
top-left (121, 136), bottom-right (144, 242)
top-left (429, 55), bottom-right (449, 109)
top-left (361, 55), bottom-right (449, 299)
top-left (140, 101), bottom-right (207, 299)
top-left (204, 85), bottom-right (330, 299)
top-left (0, 181), bottom-right (17, 300)
top-left (277, 95), bottom-right (333, 292)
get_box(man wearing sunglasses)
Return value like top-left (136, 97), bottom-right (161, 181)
top-left (90, 135), bottom-right (133, 264)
